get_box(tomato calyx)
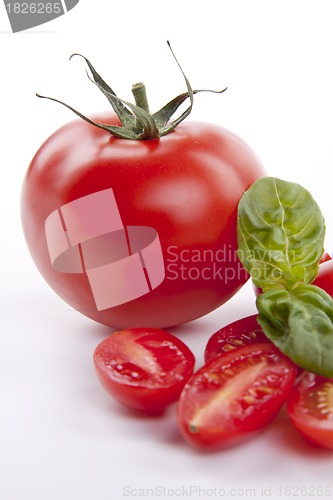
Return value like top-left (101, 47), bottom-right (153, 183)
top-left (36, 42), bottom-right (227, 141)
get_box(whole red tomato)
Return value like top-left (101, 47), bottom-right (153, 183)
top-left (21, 54), bottom-right (264, 329)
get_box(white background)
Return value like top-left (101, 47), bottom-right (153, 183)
top-left (1, 1), bottom-right (333, 499)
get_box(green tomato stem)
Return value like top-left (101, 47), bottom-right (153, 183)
top-left (36, 43), bottom-right (227, 141)
top-left (132, 82), bottom-right (150, 112)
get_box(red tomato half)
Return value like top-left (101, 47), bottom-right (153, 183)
top-left (93, 328), bottom-right (195, 414)
top-left (204, 314), bottom-right (270, 363)
top-left (287, 372), bottom-right (333, 450)
top-left (21, 113), bottom-right (264, 329)
top-left (177, 343), bottom-right (297, 450)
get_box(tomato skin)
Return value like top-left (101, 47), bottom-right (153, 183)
top-left (177, 343), bottom-right (297, 450)
top-left (287, 372), bottom-right (333, 450)
top-left (204, 314), bottom-right (270, 363)
top-left (312, 259), bottom-right (333, 297)
top-left (93, 328), bottom-right (195, 414)
top-left (319, 251), bottom-right (332, 264)
top-left (21, 113), bottom-right (264, 329)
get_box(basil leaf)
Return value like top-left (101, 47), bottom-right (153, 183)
top-left (237, 177), bottom-right (325, 291)
top-left (257, 284), bottom-right (333, 377)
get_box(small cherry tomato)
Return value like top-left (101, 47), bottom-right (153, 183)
top-left (177, 343), bottom-right (297, 450)
top-left (93, 328), bottom-right (195, 414)
top-left (204, 314), bottom-right (270, 363)
top-left (287, 372), bottom-right (333, 450)
top-left (319, 251), bottom-right (332, 264)
top-left (312, 259), bottom-right (333, 297)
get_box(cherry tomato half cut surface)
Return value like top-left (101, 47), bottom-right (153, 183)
top-left (93, 328), bottom-right (195, 414)
top-left (287, 372), bottom-right (333, 450)
top-left (177, 343), bottom-right (297, 450)
top-left (204, 314), bottom-right (270, 363)
top-left (21, 50), bottom-right (265, 330)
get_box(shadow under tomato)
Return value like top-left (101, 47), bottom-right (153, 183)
top-left (107, 399), bottom-right (188, 446)
top-left (265, 408), bottom-right (333, 458)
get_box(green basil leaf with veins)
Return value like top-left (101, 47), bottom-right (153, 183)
top-left (257, 284), bottom-right (333, 377)
top-left (237, 177), bottom-right (325, 292)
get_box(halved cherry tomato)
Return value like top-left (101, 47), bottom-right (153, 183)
top-left (93, 328), bottom-right (195, 414)
top-left (204, 314), bottom-right (270, 363)
top-left (287, 372), bottom-right (333, 450)
top-left (177, 343), bottom-right (297, 450)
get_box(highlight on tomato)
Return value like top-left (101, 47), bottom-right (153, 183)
top-left (21, 44), bottom-right (265, 330)
top-left (177, 343), bottom-right (297, 450)
top-left (287, 372), bottom-right (333, 450)
top-left (93, 328), bottom-right (195, 414)
top-left (204, 314), bottom-right (270, 363)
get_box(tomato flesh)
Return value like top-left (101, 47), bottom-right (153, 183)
top-left (94, 328), bottom-right (195, 414)
top-left (287, 372), bottom-right (333, 449)
top-left (177, 343), bottom-right (297, 450)
top-left (204, 314), bottom-right (270, 363)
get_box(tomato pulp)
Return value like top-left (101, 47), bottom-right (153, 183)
top-left (21, 113), bottom-right (264, 329)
